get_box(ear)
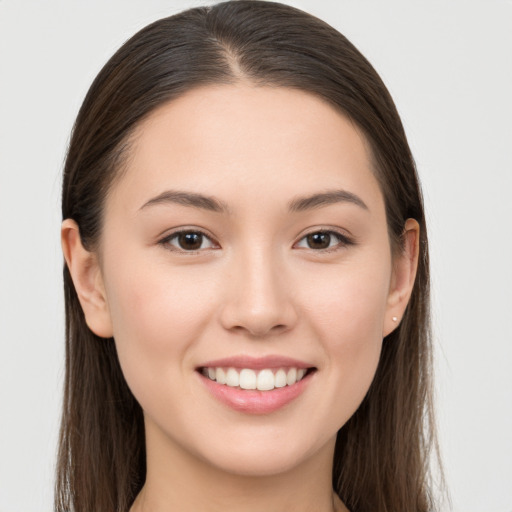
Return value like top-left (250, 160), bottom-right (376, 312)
top-left (383, 218), bottom-right (420, 337)
top-left (61, 219), bottom-right (113, 338)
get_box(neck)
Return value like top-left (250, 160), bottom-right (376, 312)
top-left (130, 420), bottom-right (347, 512)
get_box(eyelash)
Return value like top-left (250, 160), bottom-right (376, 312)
top-left (159, 229), bottom-right (218, 253)
top-left (158, 229), bottom-right (354, 254)
top-left (294, 230), bottom-right (354, 252)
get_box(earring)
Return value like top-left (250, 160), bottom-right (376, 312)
top-left (392, 316), bottom-right (398, 322)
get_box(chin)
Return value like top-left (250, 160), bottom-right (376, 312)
top-left (202, 446), bottom-right (312, 478)
top-left (189, 425), bottom-right (335, 478)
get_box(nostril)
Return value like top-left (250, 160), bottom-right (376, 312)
top-left (219, 286), bottom-right (299, 338)
top-left (229, 323), bottom-right (288, 338)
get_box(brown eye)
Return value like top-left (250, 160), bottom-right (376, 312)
top-left (177, 232), bottom-right (203, 250)
top-left (295, 230), bottom-right (352, 251)
top-left (163, 230), bottom-right (216, 252)
top-left (306, 232), bottom-right (332, 249)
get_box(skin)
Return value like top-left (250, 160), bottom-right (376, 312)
top-left (62, 83), bottom-right (419, 512)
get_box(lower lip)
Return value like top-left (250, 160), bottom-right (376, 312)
top-left (199, 371), bottom-right (314, 415)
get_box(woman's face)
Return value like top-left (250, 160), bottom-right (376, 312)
top-left (91, 84), bottom-right (407, 476)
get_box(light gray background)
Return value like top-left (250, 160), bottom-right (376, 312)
top-left (1, 1), bottom-right (511, 511)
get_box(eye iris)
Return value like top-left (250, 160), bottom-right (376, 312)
top-left (307, 232), bottom-right (331, 249)
top-left (178, 232), bottom-right (203, 250)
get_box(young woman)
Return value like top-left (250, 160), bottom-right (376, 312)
top-left (57, 1), bottom-right (439, 511)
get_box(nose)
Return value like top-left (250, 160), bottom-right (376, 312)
top-left (219, 248), bottom-right (298, 338)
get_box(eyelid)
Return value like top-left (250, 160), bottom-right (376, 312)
top-left (158, 227), bottom-right (220, 253)
top-left (156, 226), bottom-right (354, 254)
top-left (293, 228), bottom-right (355, 252)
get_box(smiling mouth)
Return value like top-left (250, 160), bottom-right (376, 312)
top-left (199, 366), bottom-right (316, 391)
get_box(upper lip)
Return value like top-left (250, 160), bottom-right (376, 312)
top-left (198, 355), bottom-right (315, 370)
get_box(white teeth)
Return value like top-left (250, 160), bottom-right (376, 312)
top-left (274, 369), bottom-right (287, 388)
top-left (216, 367), bottom-right (226, 384)
top-left (286, 368), bottom-right (297, 386)
top-left (203, 366), bottom-right (309, 391)
top-left (239, 369), bottom-right (257, 390)
top-left (257, 369), bottom-right (275, 391)
top-left (226, 368), bottom-right (240, 387)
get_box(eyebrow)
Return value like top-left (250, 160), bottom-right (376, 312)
top-left (139, 188), bottom-right (368, 214)
top-left (139, 190), bottom-right (230, 213)
top-left (288, 189), bottom-right (368, 212)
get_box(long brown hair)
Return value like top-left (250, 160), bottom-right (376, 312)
top-left (57, 2), bottom-right (440, 511)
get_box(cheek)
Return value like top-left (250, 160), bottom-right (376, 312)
top-left (102, 256), bottom-right (219, 396)
top-left (299, 260), bottom-right (390, 420)
top-left (106, 258), bottom-right (216, 342)
top-left (303, 257), bottom-right (391, 343)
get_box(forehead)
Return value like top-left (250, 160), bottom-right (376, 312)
top-left (108, 84), bottom-right (384, 215)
